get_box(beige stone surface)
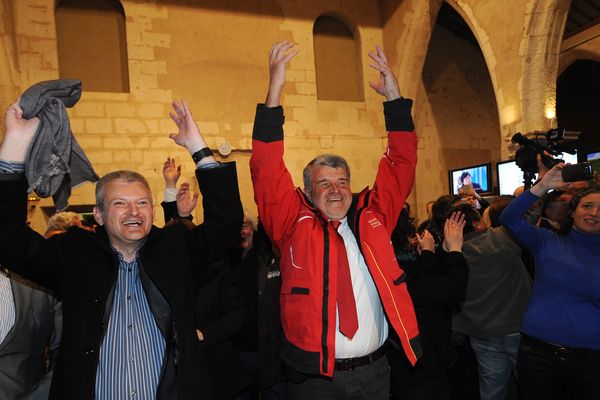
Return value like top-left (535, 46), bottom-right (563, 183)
top-left (0, 0), bottom-right (598, 230)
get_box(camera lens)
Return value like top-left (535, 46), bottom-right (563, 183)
top-left (561, 163), bottom-right (592, 182)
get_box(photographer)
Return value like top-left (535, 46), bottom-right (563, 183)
top-left (499, 164), bottom-right (600, 399)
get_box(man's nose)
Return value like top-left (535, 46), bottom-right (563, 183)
top-left (128, 202), bottom-right (139, 215)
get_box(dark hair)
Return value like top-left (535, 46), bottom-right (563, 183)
top-left (448, 203), bottom-right (481, 235)
top-left (432, 195), bottom-right (461, 225)
top-left (489, 195), bottom-right (515, 228)
top-left (459, 171), bottom-right (471, 184)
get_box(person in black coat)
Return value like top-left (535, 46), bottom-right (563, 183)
top-left (0, 98), bottom-right (243, 399)
top-left (161, 172), bottom-right (252, 400)
top-left (387, 210), bottom-right (468, 400)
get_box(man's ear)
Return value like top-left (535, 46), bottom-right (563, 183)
top-left (93, 206), bottom-right (105, 226)
top-left (303, 187), bottom-right (312, 202)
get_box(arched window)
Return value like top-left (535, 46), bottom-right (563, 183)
top-left (313, 16), bottom-right (363, 101)
top-left (56, 0), bottom-right (129, 92)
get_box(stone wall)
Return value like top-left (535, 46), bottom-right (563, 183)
top-left (0, 0), bottom-right (598, 231)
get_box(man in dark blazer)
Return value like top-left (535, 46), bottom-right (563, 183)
top-left (0, 98), bottom-right (243, 400)
top-left (0, 270), bottom-right (61, 400)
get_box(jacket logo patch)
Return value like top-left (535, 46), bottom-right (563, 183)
top-left (368, 217), bottom-right (382, 229)
top-left (267, 270), bottom-right (281, 279)
top-left (290, 245), bottom-right (302, 269)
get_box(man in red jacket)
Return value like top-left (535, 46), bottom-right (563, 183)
top-left (250, 41), bottom-right (421, 400)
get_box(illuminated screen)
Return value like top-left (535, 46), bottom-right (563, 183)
top-left (556, 152), bottom-right (578, 165)
top-left (449, 163), bottom-right (490, 195)
top-left (497, 160), bottom-right (535, 196)
top-left (587, 151), bottom-right (600, 161)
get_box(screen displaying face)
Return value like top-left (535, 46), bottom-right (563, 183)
top-left (451, 165), bottom-right (489, 195)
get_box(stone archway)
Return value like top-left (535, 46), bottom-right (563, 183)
top-left (414, 2), bottom-right (501, 215)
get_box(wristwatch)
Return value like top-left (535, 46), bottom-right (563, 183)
top-left (191, 147), bottom-right (213, 163)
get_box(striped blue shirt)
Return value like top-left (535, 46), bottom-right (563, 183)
top-left (95, 253), bottom-right (165, 400)
top-left (0, 270), bottom-right (15, 344)
top-left (0, 159), bottom-right (25, 173)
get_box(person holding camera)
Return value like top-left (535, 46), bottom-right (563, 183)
top-left (499, 163), bottom-right (600, 400)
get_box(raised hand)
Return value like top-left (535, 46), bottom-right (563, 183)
top-left (162, 157), bottom-right (181, 189)
top-left (266, 41), bottom-right (299, 108)
top-left (531, 163), bottom-right (569, 197)
top-left (443, 212), bottom-right (466, 252)
top-left (168, 99), bottom-right (213, 161)
top-left (176, 182), bottom-right (198, 217)
top-left (368, 46), bottom-right (401, 101)
top-left (0, 100), bottom-right (40, 162)
top-left (416, 229), bottom-right (435, 254)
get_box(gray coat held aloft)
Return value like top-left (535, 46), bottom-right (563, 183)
top-left (19, 79), bottom-right (98, 210)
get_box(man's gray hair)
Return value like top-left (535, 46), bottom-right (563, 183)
top-left (95, 170), bottom-right (152, 212)
top-left (303, 154), bottom-right (351, 195)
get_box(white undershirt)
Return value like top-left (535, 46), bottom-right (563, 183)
top-left (334, 218), bottom-right (388, 359)
top-left (0, 270), bottom-right (16, 344)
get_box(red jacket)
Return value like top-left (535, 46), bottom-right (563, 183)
top-left (250, 98), bottom-right (422, 377)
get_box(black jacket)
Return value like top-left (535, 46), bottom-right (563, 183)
top-left (0, 163), bottom-right (243, 400)
top-left (195, 259), bottom-right (251, 400)
top-left (387, 250), bottom-right (468, 390)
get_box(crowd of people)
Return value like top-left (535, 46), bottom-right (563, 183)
top-left (0, 41), bottom-right (598, 400)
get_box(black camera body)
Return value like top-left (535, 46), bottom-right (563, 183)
top-left (511, 129), bottom-right (579, 188)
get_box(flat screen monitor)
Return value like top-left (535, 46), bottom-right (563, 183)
top-left (586, 151), bottom-right (600, 161)
top-left (448, 163), bottom-right (491, 195)
top-left (496, 160), bottom-right (534, 196)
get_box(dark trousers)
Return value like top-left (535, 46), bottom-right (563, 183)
top-left (287, 356), bottom-right (390, 400)
top-left (391, 371), bottom-right (450, 400)
top-left (235, 351), bottom-right (287, 400)
top-left (518, 334), bottom-right (600, 400)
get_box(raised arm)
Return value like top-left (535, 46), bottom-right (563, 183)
top-left (168, 99), bottom-right (216, 167)
top-left (0, 101), bottom-right (60, 291)
top-left (499, 164), bottom-right (568, 250)
top-left (366, 46), bottom-right (418, 229)
top-left (250, 42), bottom-right (301, 244)
top-left (166, 100), bottom-right (242, 266)
top-left (265, 41), bottom-right (298, 108)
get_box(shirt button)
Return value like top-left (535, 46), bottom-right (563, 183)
top-left (131, 391), bottom-right (136, 397)
top-left (129, 356), bottom-right (134, 362)
top-left (127, 295), bottom-right (131, 300)
top-left (128, 324), bottom-right (132, 329)
top-left (128, 267), bottom-right (132, 272)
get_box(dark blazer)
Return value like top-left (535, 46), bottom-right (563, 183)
top-left (162, 202), bottom-right (251, 400)
top-left (195, 260), bottom-right (251, 400)
top-left (387, 250), bottom-right (468, 391)
top-left (0, 272), bottom-right (61, 400)
top-left (0, 163), bottom-right (243, 400)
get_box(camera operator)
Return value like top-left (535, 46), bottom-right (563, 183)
top-left (499, 164), bottom-right (600, 399)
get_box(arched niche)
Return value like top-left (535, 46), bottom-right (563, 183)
top-left (56, 0), bottom-right (130, 92)
top-left (313, 15), bottom-right (363, 101)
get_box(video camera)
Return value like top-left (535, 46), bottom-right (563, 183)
top-left (511, 128), bottom-right (580, 188)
